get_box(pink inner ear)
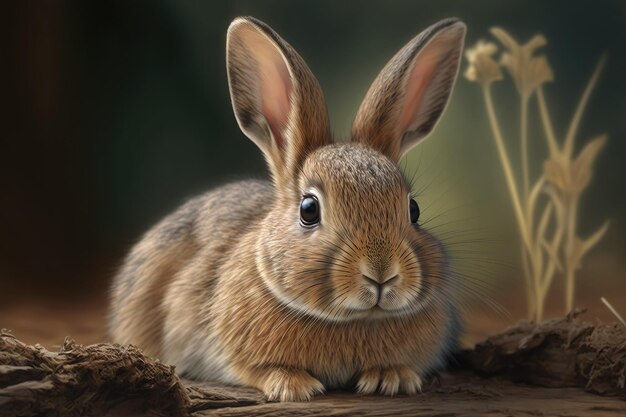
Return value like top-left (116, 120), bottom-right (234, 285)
top-left (259, 51), bottom-right (292, 150)
top-left (399, 53), bottom-right (437, 133)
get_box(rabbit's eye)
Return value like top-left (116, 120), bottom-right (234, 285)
top-left (300, 195), bottom-right (320, 226)
top-left (409, 198), bottom-right (420, 224)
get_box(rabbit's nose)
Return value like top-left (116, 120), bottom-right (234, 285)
top-left (362, 274), bottom-right (400, 302)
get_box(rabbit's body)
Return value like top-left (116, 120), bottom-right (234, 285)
top-left (110, 17), bottom-right (467, 401)
top-left (110, 180), bottom-right (272, 382)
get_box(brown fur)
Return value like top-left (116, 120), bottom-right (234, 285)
top-left (109, 17), bottom-right (466, 401)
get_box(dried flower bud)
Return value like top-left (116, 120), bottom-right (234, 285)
top-left (544, 135), bottom-right (607, 197)
top-left (464, 40), bottom-right (503, 85)
top-left (491, 28), bottom-right (554, 98)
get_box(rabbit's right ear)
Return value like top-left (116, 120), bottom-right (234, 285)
top-left (226, 17), bottom-right (331, 185)
top-left (351, 19), bottom-right (466, 162)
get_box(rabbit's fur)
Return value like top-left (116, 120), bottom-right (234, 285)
top-left (110, 16), bottom-right (466, 401)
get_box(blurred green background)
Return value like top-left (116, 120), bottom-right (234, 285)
top-left (2, 0), bottom-right (624, 330)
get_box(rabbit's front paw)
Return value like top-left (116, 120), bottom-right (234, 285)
top-left (261, 367), bottom-right (325, 402)
top-left (356, 366), bottom-right (422, 396)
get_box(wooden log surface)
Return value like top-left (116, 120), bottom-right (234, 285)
top-left (1, 310), bottom-right (625, 417)
top-left (185, 374), bottom-right (626, 417)
top-left (463, 309), bottom-right (626, 397)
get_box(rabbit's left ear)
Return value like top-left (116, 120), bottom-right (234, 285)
top-left (351, 19), bottom-right (466, 162)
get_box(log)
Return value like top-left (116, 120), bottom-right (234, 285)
top-left (0, 330), bottom-right (189, 417)
top-left (463, 308), bottom-right (626, 397)
top-left (186, 373), bottom-right (626, 417)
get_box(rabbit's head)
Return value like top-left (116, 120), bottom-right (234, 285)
top-left (227, 17), bottom-right (466, 321)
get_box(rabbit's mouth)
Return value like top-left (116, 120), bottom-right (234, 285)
top-left (367, 305), bottom-right (397, 319)
top-left (341, 299), bottom-right (420, 321)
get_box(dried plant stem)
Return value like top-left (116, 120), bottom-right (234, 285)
top-left (483, 85), bottom-right (544, 320)
top-left (539, 205), bottom-right (564, 300)
top-left (521, 93), bottom-right (544, 320)
top-left (467, 34), bottom-right (608, 323)
top-left (537, 87), bottom-right (567, 313)
top-left (564, 198), bottom-right (579, 312)
top-left (530, 234), bottom-right (543, 322)
top-left (564, 55), bottom-right (606, 157)
top-left (539, 58), bottom-right (608, 314)
top-left (531, 230), bottom-right (547, 322)
top-left (521, 246), bottom-right (535, 319)
top-left (483, 84), bottom-right (565, 322)
top-left (537, 88), bottom-right (558, 156)
top-left (601, 297), bottom-right (626, 328)
top-left (536, 284), bottom-right (546, 322)
top-left (482, 85), bottom-right (529, 248)
top-left (537, 235), bottom-right (559, 320)
top-left (521, 94), bottom-right (530, 199)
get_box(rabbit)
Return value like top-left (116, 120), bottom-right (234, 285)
top-left (109, 16), bottom-right (467, 402)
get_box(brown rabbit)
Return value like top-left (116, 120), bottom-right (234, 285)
top-left (109, 16), bottom-right (467, 401)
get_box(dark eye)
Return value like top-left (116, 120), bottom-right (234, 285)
top-left (409, 198), bottom-right (420, 224)
top-left (300, 195), bottom-right (320, 226)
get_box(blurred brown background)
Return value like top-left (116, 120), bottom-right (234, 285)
top-left (1, 0), bottom-right (625, 348)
